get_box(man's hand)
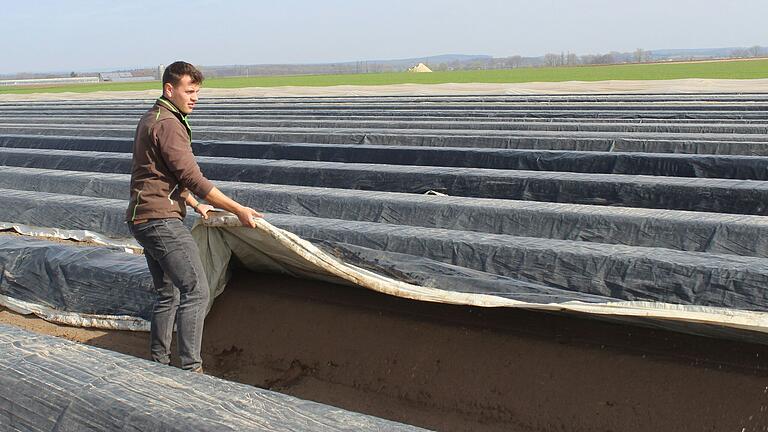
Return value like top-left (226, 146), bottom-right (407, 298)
top-left (235, 206), bottom-right (263, 228)
top-left (194, 203), bottom-right (215, 219)
top-left (201, 187), bottom-right (263, 227)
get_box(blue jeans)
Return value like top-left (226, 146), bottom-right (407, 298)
top-left (129, 218), bottom-right (210, 370)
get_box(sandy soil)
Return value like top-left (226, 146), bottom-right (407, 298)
top-left (3, 270), bottom-right (768, 431)
top-left (2, 78), bottom-right (768, 102)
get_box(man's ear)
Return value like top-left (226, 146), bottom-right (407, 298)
top-left (163, 82), bottom-right (174, 98)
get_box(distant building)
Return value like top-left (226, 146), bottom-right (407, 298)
top-left (0, 76), bottom-right (100, 87)
top-left (99, 72), bottom-right (155, 82)
top-left (408, 63), bottom-right (433, 73)
top-left (156, 65), bottom-right (165, 80)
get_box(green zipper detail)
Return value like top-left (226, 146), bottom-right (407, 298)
top-left (131, 191), bottom-right (142, 221)
top-left (182, 116), bottom-right (192, 142)
top-left (156, 97), bottom-right (179, 113)
top-left (157, 97), bottom-right (192, 143)
top-left (168, 184), bottom-right (178, 204)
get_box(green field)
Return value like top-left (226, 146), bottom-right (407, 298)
top-left (3, 58), bottom-right (768, 94)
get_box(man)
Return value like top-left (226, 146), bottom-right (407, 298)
top-left (126, 61), bottom-right (261, 372)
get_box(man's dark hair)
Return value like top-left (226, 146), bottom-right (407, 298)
top-left (162, 61), bottom-right (204, 87)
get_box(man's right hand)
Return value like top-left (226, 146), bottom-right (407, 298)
top-left (235, 206), bottom-right (263, 228)
top-left (202, 187), bottom-right (263, 228)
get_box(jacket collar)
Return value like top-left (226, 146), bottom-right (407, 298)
top-left (156, 96), bottom-right (192, 141)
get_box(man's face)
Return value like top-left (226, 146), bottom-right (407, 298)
top-left (164, 75), bottom-right (200, 115)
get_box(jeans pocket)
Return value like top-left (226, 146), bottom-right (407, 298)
top-left (131, 220), bottom-right (169, 259)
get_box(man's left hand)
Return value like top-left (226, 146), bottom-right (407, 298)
top-left (195, 204), bottom-right (215, 219)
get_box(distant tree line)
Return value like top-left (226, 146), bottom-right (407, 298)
top-left (730, 46), bottom-right (767, 58)
top-left (134, 45), bottom-right (768, 79)
top-left (202, 62), bottom-right (398, 78)
top-left (3, 46), bottom-right (766, 80)
top-left (546, 46), bottom-right (767, 67)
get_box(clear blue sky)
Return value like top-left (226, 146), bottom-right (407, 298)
top-left (2, 0), bottom-right (766, 74)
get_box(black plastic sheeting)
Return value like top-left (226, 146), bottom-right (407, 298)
top-left (0, 236), bottom-right (154, 319)
top-left (5, 94), bottom-right (768, 119)
top-left (0, 323), bottom-right (422, 431)
top-left (5, 116), bottom-right (768, 134)
top-left (6, 114), bottom-right (768, 126)
top-left (1, 124), bottom-right (768, 155)
top-left (3, 169), bottom-right (768, 258)
top-left (3, 93), bottom-right (768, 102)
top-left (0, 226), bottom-right (612, 319)
top-left (2, 134), bottom-right (768, 179)
top-left (3, 93), bottom-right (768, 104)
top-left (1, 147), bottom-right (766, 215)
top-left (2, 94), bottom-right (768, 342)
top-left (0, 124), bottom-right (768, 156)
top-left (9, 111), bottom-right (768, 121)
top-left (0, 189), bottom-right (137, 238)
top-left (5, 109), bottom-right (768, 121)
top-left (270, 215), bottom-right (768, 312)
top-left (3, 100), bottom-right (768, 111)
top-left (3, 190), bottom-right (768, 312)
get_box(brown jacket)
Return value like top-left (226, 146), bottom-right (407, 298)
top-left (125, 97), bottom-right (214, 222)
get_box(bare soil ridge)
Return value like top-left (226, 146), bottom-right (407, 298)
top-left (2, 78), bottom-right (768, 101)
